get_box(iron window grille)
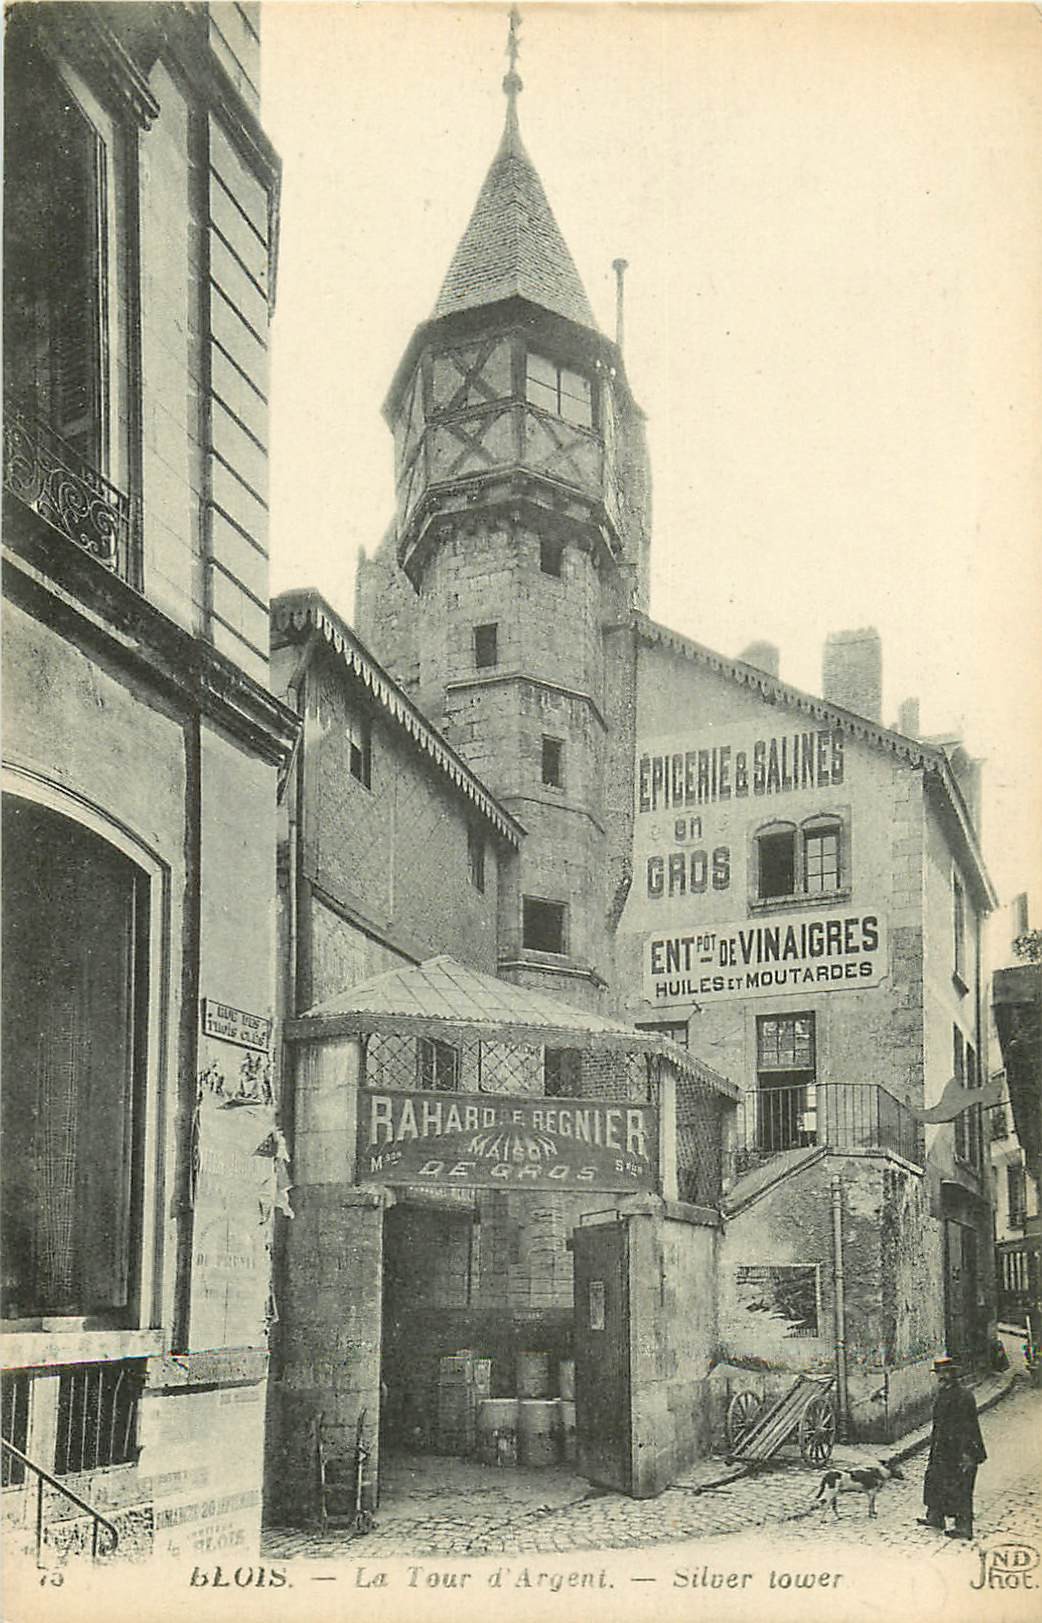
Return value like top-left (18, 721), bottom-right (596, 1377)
top-left (54, 1361), bottom-right (143, 1476)
top-left (1, 1372), bottom-right (31, 1486)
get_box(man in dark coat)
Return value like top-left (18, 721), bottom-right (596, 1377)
top-left (917, 1356), bottom-right (987, 1539)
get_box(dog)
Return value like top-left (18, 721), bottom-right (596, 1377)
top-left (814, 1459), bottom-right (904, 1519)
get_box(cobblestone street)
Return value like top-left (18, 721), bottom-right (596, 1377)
top-left (264, 1378), bottom-right (1040, 1564)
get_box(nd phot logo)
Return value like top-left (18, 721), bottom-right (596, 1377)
top-left (970, 1543), bottom-right (1039, 1592)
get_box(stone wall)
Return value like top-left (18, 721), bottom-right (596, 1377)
top-left (719, 1151), bottom-right (946, 1441)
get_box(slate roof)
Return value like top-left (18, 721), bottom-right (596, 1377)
top-left (289, 955), bottom-right (737, 1098)
top-left (433, 100), bottom-right (597, 330)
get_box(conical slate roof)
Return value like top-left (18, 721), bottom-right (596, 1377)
top-left (433, 98), bottom-right (597, 330)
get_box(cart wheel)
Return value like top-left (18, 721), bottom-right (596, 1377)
top-left (798, 1395), bottom-right (836, 1465)
top-left (726, 1390), bottom-right (762, 1452)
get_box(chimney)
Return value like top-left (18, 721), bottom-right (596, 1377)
top-left (612, 258), bottom-right (629, 353)
top-left (822, 628), bottom-right (882, 722)
top-left (897, 697), bottom-right (920, 739)
top-left (739, 640), bottom-right (780, 679)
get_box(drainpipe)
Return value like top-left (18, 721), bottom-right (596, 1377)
top-left (831, 1174), bottom-right (848, 1440)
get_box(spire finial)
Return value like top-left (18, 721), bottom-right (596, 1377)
top-left (503, 6), bottom-right (523, 122)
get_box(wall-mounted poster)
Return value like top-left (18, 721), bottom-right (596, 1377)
top-left (734, 1263), bottom-right (820, 1339)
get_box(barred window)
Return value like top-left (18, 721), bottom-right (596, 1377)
top-left (54, 1361), bottom-right (142, 1475)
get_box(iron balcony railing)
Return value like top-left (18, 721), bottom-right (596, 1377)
top-left (0, 1436), bottom-right (119, 1566)
top-left (732, 1081), bottom-right (925, 1174)
top-left (3, 406), bottom-right (135, 583)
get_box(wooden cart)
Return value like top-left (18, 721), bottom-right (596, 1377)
top-left (725, 1375), bottom-right (836, 1466)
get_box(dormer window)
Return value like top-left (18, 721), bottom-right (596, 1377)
top-left (526, 352), bottom-right (593, 429)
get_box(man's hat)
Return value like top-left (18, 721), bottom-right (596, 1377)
top-left (932, 1356), bottom-right (959, 1373)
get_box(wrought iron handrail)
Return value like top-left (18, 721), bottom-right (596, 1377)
top-left (2, 405), bottom-right (134, 582)
top-left (733, 1080), bottom-right (924, 1168)
top-left (0, 1435), bottom-right (119, 1566)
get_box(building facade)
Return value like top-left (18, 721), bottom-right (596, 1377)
top-left (265, 591), bottom-right (736, 1511)
top-left (991, 900), bottom-right (1042, 1339)
top-left (2, 2), bottom-right (295, 1561)
top-left (615, 623), bottom-right (996, 1437)
top-left (348, 39), bottom-right (998, 1451)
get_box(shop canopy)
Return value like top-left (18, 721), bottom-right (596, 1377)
top-left (286, 954), bottom-right (737, 1101)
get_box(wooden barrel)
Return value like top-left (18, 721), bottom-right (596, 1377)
top-left (476, 1398), bottom-right (519, 1466)
top-left (517, 1399), bottom-right (560, 1467)
top-left (516, 1350), bottom-right (551, 1398)
top-left (558, 1359), bottom-right (576, 1401)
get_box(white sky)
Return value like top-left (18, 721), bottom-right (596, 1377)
top-left (261, 2), bottom-right (1042, 921)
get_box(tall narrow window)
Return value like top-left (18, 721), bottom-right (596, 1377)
top-left (474, 623), bottom-right (498, 670)
top-left (347, 712), bottom-right (371, 787)
top-left (467, 824), bottom-right (485, 893)
top-left (803, 821), bottom-right (841, 893)
top-left (755, 1014), bottom-right (816, 1152)
top-left (540, 537), bottom-right (564, 577)
top-left (1, 798), bottom-right (147, 1321)
top-left (1007, 1162), bottom-right (1027, 1227)
top-left (4, 55), bottom-right (105, 465)
top-left (542, 736), bottom-right (564, 789)
top-left (953, 875), bottom-right (966, 986)
top-left (757, 827), bottom-right (796, 899)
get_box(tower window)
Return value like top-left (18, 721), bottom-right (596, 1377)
top-left (474, 623), bottom-right (498, 669)
top-left (522, 897), bottom-right (567, 955)
top-left (542, 736), bottom-right (564, 789)
top-left (526, 352), bottom-right (593, 429)
top-left (540, 537), bottom-right (564, 577)
top-left (467, 824), bottom-right (485, 893)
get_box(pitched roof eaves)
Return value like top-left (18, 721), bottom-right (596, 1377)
top-left (272, 590), bottom-right (524, 847)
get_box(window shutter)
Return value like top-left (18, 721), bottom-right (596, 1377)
top-left (50, 96), bottom-right (104, 463)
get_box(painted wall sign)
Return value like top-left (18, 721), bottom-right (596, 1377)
top-left (357, 1089), bottom-right (658, 1192)
top-left (734, 1263), bottom-right (820, 1338)
top-left (202, 998), bottom-right (272, 1052)
top-left (644, 907), bottom-right (887, 1007)
top-left (638, 727), bottom-right (845, 815)
top-left (627, 724), bottom-right (853, 931)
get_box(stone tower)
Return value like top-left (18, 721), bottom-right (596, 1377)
top-left (356, 15), bottom-right (649, 1008)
